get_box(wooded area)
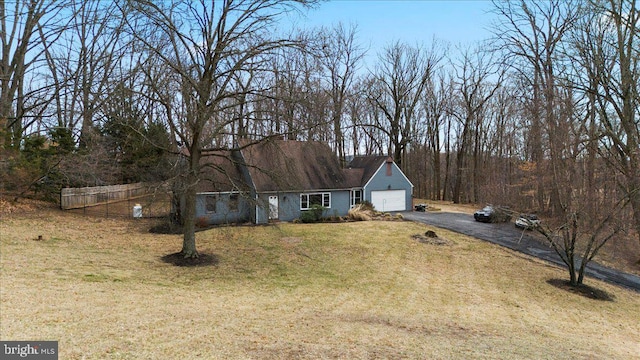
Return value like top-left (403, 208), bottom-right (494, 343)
top-left (1, 0), bottom-right (638, 266)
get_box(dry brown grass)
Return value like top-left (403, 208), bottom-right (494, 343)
top-left (347, 203), bottom-right (373, 221)
top-left (413, 199), bottom-right (479, 214)
top-left (1, 208), bottom-right (639, 359)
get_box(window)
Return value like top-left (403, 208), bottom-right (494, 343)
top-left (228, 194), bottom-right (239, 212)
top-left (205, 195), bottom-right (217, 213)
top-left (386, 162), bottom-right (393, 176)
top-left (350, 189), bottom-right (362, 208)
top-left (300, 192), bottom-right (330, 210)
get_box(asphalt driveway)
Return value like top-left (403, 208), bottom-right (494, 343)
top-left (403, 211), bottom-right (640, 293)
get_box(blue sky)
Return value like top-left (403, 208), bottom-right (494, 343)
top-left (291, 0), bottom-right (497, 57)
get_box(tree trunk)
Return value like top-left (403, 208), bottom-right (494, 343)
top-left (564, 229), bottom-right (578, 286)
top-left (452, 148), bottom-right (465, 204)
top-left (181, 181), bottom-right (199, 259)
top-left (180, 151), bottom-right (200, 259)
top-left (432, 145), bottom-right (440, 200)
top-left (568, 258), bottom-right (578, 286)
top-left (442, 119), bottom-right (452, 201)
top-left (629, 163), bottom-right (640, 256)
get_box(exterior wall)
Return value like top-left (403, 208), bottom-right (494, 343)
top-left (192, 192), bottom-right (252, 225)
top-left (327, 190), bottom-right (351, 218)
top-left (363, 162), bottom-right (413, 210)
top-left (255, 190), bottom-right (353, 224)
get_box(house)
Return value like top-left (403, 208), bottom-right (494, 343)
top-left (182, 149), bottom-right (253, 225)
top-left (181, 139), bottom-right (414, 225)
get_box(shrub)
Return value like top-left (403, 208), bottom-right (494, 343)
top-left (195, 216), bottom-right (210, 228)
top-left (300, 204), bottom-right (326, 223)
top-left (359, 200), bottom-right (375, 211)
top-left (347, 203), bottom-right (373, 221)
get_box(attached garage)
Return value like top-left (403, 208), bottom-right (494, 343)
top-left (371, 190), bottom-right (406, 212)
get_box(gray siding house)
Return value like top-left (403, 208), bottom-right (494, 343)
top-left (180, 139), bottom-right (413, 225)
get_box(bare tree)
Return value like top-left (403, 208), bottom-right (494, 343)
top-left (267, 41), bottom-right (330, 142)
top-left (533, 86), bottom-right (626, 286)
top-left (346, 76), bottom-right (386, 156)
top-left (449, 46), bottom-right (503, 204)
top-left (1, 0), bottom-right (67, 149)
top-left (491, 0), bottom-right (581, 213)
top-left (536, 192), bottom-right (626, 286)
top-left (317, 23), bottom-right (365, 163)
top-left (124, 0), bottom-right (314, 258)
top-left (419, 70), bottom-right (453, 200)
top-left (572, 0), bottom-right (640, 252)
top-left (492, 0), bottom-right (628, 285)
top-left (367, 41), bottom-right (442, 166)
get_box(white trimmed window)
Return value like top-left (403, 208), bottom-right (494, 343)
top-left (350, 189), bottom-right (362, 208)
top-left (300, 193), bottom-right (331, 210)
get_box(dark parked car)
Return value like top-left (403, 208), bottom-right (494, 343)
top-left (474, 206), bottom-right (494, 222)
top-left (515, 214), bottom-right (540, 230)
top-left (474, 205), bottom-right (512, 223)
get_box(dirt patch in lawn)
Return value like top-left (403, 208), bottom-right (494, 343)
top-left (160, 252), bottom-right (219, 267)
top-left (411, 230), bottom-right (454, 246)
top-left (546, 278), bottom-right (615, 301)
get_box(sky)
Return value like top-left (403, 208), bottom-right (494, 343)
top-left (289, 0), bottom-right (498, 60)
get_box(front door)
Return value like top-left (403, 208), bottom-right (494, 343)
top-left (268, 196), bottom-right (279, 220)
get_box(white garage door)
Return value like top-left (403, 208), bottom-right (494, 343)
top-left (371, 190), bottom-right (406, 212)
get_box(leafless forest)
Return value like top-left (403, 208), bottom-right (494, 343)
top-left (1, 0), bottom-right (639, 264)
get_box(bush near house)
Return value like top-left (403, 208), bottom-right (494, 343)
top-left (300, 204), bottom-right (326, 223)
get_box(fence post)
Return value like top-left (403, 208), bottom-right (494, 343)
top-left (106, 188), bottom-right (109, 218)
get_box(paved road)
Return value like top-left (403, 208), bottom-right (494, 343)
top-left (403, 211), bottom-right (640, 293)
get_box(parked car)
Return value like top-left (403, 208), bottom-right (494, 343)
top-left (474, 206), bottom-right (495, 222)
top-left (515, 214), bottom-right (540, 230)
top-left (474, 205), bottom-right (512, 223)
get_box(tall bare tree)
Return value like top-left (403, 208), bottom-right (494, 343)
top-left (450, 46), bottom-right (503, 204)
top-left (492, 0), bottom-right (629, 284)
top-left (491, 0), bottom-right (581, 213)
top-left (317, 23), bottom-right (365, 163)
top-left (420, 70), bottom-right (453, 200)
top-left (533, 85), bottom-right (626, 286)
top-left (367, 41), bottom-right (442, 166)
top-left (124, 0), bottom-right (314, 258)
top-left (573, 0), bottom-right (640, 252)
top-left (1, 0), bottom-right (67, 149)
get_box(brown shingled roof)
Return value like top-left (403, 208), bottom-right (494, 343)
top-left (196, 149), bottom-right (249, 193)
top-left (347, 155), bottom-right (391, 185)
top-left (196, 141), bottom-right (394, 194)
top-left (239, 139), bottom-right (354, 192)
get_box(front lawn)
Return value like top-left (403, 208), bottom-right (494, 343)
top-left (1, 209), bottom-right (638, 359)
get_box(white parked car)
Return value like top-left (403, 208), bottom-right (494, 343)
top-left (515, 214), bottom-right (540, 230)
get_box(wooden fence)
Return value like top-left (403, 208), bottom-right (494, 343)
top-left (60, 183), bottom-right (148, 210)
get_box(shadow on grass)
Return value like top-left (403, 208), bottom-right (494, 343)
top-left (547, 278), bottom-right (615, 301)
top-left (160, 252), bottom-right (219, 267)
top-left (149, 220), bottom-right (183, 234)
top-left (148, 218), bottom-right (251, 235)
